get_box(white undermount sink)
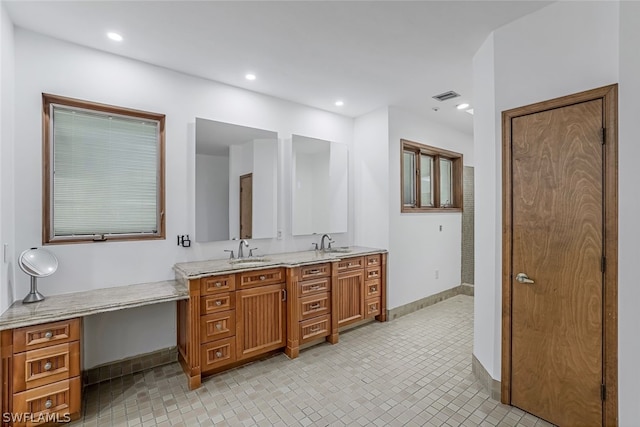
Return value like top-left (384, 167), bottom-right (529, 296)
top-left (228, 258), bottom-right (271, 267)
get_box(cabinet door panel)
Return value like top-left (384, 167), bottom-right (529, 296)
top-left (236, 284), bottom-right (286, 360)
top-left (336, 270), bottom-right (364, 327)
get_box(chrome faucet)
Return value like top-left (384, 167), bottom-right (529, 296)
top-left (320, 234), bottom-right (334, 251)
top-left (238, 239), bottom-right (249, 259)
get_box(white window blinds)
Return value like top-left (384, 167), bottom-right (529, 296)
top-left (51, 105), bottom-right (160, 238)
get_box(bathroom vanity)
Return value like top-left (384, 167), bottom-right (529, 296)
top-left (174, 247), bottom-right (387, 389)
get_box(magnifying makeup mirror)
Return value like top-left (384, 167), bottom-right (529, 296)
top-left (18, 247), bottom-right (58, 303)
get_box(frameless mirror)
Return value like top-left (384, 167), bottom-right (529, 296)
top-left (292, 135), bottom-right (348, 236)
top-left (18, 247), bottom-right (58, 303)
top-left (195, 118), bottom-right (278, 242)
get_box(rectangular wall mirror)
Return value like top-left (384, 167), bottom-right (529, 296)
top-left (291, 135), bottom-right (348, 236)
top-left (195, 118), bottom-right (278, 242)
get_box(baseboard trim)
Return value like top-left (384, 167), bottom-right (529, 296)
top-left (472, 353), bottom-right (501, 401)
top-left (83, 346), bottom-right (178, 385)
top-left (387, 283), bottom-right (474, 320)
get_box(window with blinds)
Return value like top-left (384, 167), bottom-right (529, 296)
top-left (400, 139), bottom-right (463, 212)
top-left (42, 94), bottom-right (165, 244)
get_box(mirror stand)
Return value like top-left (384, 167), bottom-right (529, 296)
top-left (23, 276), bottom-right (45, 303)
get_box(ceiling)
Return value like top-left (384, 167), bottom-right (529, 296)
top-left (4, 1), bottom-right (552, 135)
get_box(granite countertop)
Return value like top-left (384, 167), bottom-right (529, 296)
top-left (0, 280), bottom-right (188, 331)
top-left (174, 246), bottom-right (386, 279)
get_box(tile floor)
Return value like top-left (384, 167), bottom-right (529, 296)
top-left (73, 295), bottom-right (552, 426)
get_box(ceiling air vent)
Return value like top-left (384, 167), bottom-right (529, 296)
top-left (432, 91), bottom-right (460, 102)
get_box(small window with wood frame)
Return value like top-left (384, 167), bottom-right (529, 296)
top-left (42, 94), bottom-right (166, 244)
top-left (401, 139), bottom-right (463, 212)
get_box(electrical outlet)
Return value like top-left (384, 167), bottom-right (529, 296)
top-left (277, 230), bottom-right (283, 240)
top-left (439, 225), bottom-right (443, 232)
top-left (435, 269), bottom-right (439, 279)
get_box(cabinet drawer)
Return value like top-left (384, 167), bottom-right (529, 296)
top-left (300, 315), bottom-right (330, 344)
top-left (365, 254), bottom-right (381, 268)
top-left (365, 298), bottom-right (381, 318)
top-left (336, 256), bottom-right (364, 272)
top-left (299, 293), bottom-right (330, 321)
top-left (13, 342), bottom-right (80, 392)
top-left (365, 266), bottom-right (381, 281)
top-left (239, 268), bottom-right (285, 288)
top-left (13, 377), bottom-right (81, 427)
top-left (200, 310), bottom-right (235, 344)
top-left (201, 338), bottom-right (236, 372)
top-left (299, 277), bottom-right (331, 296)
top-left (201, 292), bottom-right (235, 314)
top-left (366, 279), bottom-right (381, 298)
top-left (300, 263), bottom-right (331, 280)
top-left (201, 275), bottom-right (235, 295)
top-left (13, 319), bottom-right (81, 353)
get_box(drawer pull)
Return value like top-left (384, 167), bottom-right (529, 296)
top-left (310, 326), bottom-right (320, 332)
top-left (215, 351), bottom-right (223, 358)
top-left (370, 304), bottom-right (378, 311)
top-left (44, 331), bottom-right (53, 339)
top-left (44, 361), bottom-right (52, 371)
top-left (310, 303), bottom-right (320, 309)
top-left (215, 282), bottom-right (222, 288)
top-left (216, 322), bottom-right (223, 330)
top-left (259, 275), bottom-right (266, 281)
top-left (215, 300), bottom-right (222, 306)
top-left (44, 399), bottom-right (53, 409)
top-left (310, 285), bottom-right (320, 290)
top-left (308, 269), bottom-right (320, 274)
top-left (370, 286), bottom-right (377, 292)
top-left (347, 263), bottom-right (352, 267)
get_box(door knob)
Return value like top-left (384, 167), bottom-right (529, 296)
top-left (516, 273), bottom-right (535, 284)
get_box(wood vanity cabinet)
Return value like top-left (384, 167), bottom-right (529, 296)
top-left (335, 257), bottom-right (365, 327)
top-left (285, 263), bottom-right (333, 359)
top-left (1, 318), bottom-right (82, 426)
top-left (177, 268), bottom-right (286, 389)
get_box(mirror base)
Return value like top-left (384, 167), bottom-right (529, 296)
top-left (23, 290), bottom-right (45, 304)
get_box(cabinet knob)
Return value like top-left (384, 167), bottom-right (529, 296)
top-left (215, 282), bottom-right (222, 288)
top-left (215, 300), bottom-right (222, 306)
top-left (216, 322), bottom-right (222, 330)
top-left (259, 275), bottom-right (266, 281)
top-left (44, 331), bottom-right (53, 339)
top-left (44, 399), bottom-right (53, 409)
top-left (371, 287), bottom-right (377, 292)
top-left (44, 361), bottom-right (52, 371)
top-left (215, 351), bottom-right (222, 358)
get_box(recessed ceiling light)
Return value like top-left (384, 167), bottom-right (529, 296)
top-left (335, 100), bottom-right (344, 107)
top-left (456, 103), bottom-right (470, 110)
top-left (245, 73), bottom-right (256, 81)
top-left (107, 32), bottom-right (123, 42)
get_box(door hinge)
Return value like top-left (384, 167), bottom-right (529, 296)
top-left (601, 256), bottom-right (606, 273)
top-left (601, 384), bottom-right (606, 401)
top-left (601, 128), bottom-right (606, 145)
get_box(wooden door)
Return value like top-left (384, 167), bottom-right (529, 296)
top-left (336, 270), bottom-right (364, 327)
top-left (236, 283), bottom-right (286, 360)
top-left (240, 173), bottom-right (252, 239)
top-left (502, 85), bottom-right (618, 426)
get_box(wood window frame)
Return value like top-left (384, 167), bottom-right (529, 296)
top-left (42, 93), bottom-right (166, 244)
top-left (400, 139), bottom-right (463, 213)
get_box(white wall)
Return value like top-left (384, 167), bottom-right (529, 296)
top-left (618, 2), bottom-right (640, 424)
top-left (353, 107), bottom-right (389, 250)
top-left (13, 29), bottom-right (354, 367)
top-left (0, 4), bottom-right (15, 313)
top-left (472, 0), bottom-right (625, 415)
top-left (387, 106), bottom-right (473, 309)
top-left (195, 154), bottom-right (229, 242)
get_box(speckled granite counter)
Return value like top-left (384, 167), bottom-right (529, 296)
top-left (174, 246), bottom-right (386, 278)
top-left (0, 280), bottom-right (188, 330)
